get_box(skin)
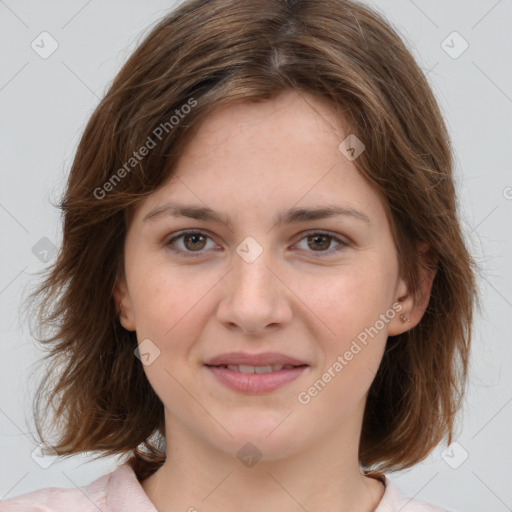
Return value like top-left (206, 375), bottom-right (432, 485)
top-left (114, 89), bottom-right (434, 512)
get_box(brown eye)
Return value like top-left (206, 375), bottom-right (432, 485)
top-left (307, 234), bottom-right (332, 251)
top-left (166, 230), bottom-right (215, 257)
top-left (166, 230), bottom-right (347, 259)
top-left (183, 233), bottom-right (207, 251)
top-left (295, 231), bottom-right (347, 256)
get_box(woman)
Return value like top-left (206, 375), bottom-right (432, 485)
top-left (3, 0), bottom-right (476, 510)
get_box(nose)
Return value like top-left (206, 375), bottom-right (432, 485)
top-left (215, 243), bottom-right (293, 336)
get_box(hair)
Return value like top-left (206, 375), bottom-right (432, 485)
top-left (22, 0), bottom-right (478, 484)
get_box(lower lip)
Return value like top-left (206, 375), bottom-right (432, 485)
top-left (205, 365), bottom-right (308, 393)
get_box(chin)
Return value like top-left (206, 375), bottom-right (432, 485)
top-left (204, 417), bottom-right (311, 463)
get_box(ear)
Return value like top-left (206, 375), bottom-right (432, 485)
top-left (388, 243), bottom-right (436, 336)
top-left (113, 277), bottom-right (136, 332)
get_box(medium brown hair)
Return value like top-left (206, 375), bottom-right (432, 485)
top-left (22, 0), bottom-right (478, 482)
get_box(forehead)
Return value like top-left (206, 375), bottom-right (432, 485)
top-left (180, 89), bottom-right (348, 160)
top-left (132, 90), bottom-right (388, 231)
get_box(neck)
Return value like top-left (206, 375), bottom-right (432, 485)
top-left (141, 414), bottom-right (385, 512)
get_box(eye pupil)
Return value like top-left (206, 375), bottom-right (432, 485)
top-left (308, 235), bottom-right (330, 251)
top-left (184, 233), bottom-right (206, 250)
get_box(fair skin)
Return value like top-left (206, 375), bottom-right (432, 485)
top-left (114, 89), bottom-right (434, 512)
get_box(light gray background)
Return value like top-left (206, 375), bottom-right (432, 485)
top-left (1, 1), bottom-right (511, 510)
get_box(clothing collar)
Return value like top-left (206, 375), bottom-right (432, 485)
top-left (104, 462), bottom-right (404, 512)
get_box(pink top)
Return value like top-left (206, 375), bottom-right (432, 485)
top-left (1, 463), bottom-right (450, 511)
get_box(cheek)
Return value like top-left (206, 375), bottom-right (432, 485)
top-left (306, 293), bottom-right (390, 413)
top-left (126, 264), bottom-right (208, 403)
top-left (126, 257), bottom-right (218, 358)
top-left (126, 245), bottom-right (184, 321)
top-left (302, 256), bottom-right (396, 386)
top-left (131, 271), bottom-right (173, 336)
top-left (301, 257), bottom-right (396, 337)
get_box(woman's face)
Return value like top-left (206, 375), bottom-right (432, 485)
top-left (116, 89), bottom-right (413, 462)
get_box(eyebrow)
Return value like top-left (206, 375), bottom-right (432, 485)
top-left (142, 202), bottom-right (372, 229)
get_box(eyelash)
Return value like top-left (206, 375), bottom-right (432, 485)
top-left (165, 230), bottom-right (349, 258)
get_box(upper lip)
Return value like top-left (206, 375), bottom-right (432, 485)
top-left (204, 351), bottom-right (309, 367)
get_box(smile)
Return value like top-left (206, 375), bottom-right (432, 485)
top-left (211, 363), bottom-right (299, 373)
top-left (205, 364), bottom-right (308, 393)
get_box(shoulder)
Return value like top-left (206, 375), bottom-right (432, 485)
top-left (376, 475), bottom-right (453, 512)
top-left (0, 471), bottom-right (111, 511)
top-left (0, 463), bottom-right (156, 512)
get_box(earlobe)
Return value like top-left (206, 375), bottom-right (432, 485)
top-left (388, 245), bottom-right (437, 336)
top-left (387, 289), bottom-right (410, 336)
top-left (113, 279), bottom-right (136, 331)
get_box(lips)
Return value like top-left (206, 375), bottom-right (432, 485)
top-left (204, 351), bottom-right (309, 367)
top-left (216, 363), bottom-right (298, 374)
top-left (204, 351), bottom-right (309, 393)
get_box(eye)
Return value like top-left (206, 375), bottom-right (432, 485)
top-left (166, 230), bottom-right (217, 257)
top-left (293, 231), bottom-right (347, 256)
top-left (165, 230), bottom-right (348, 258)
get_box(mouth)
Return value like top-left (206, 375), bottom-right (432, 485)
top-left (205, 363), bottom-right (306, 373)
top-left (204, 363), bottom-right (309, 393)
